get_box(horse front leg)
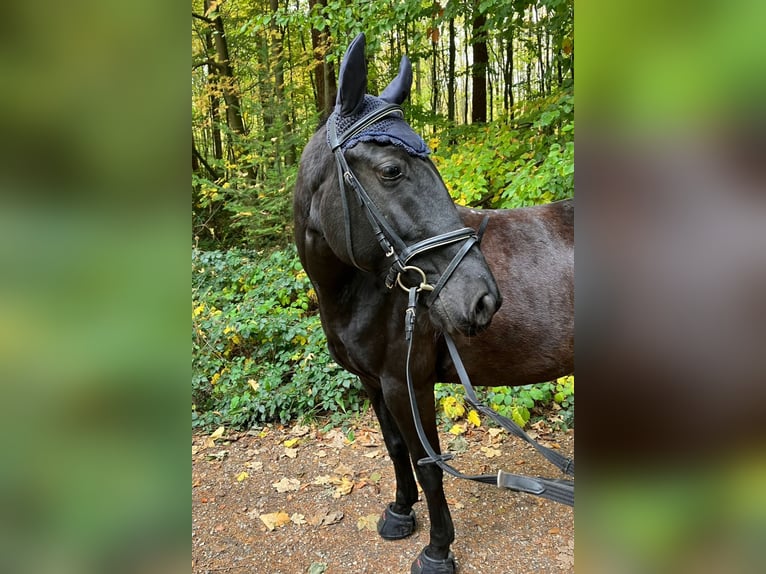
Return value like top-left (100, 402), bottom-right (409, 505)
top-left (381, 378), bottom-right (456, 574)
top-left (364, 380), bottom-right (419, 539)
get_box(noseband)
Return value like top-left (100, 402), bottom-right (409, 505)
top-left (327, 104), bottom-right (482, 306)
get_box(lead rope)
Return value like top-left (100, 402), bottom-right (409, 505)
top-left (403, 286), bottom-right (574, 506)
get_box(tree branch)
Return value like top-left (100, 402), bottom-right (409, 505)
top-left (192, 12), bottom-right (215, 24)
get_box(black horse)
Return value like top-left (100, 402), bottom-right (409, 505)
top-left (294, 34), bottom-right (573, 574)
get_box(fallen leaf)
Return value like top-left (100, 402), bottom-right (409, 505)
top-left (315, 450), bottom-right (327, 458)
top-left (210, 426), bottom-right (225, 440)
top-left (333, 462), bottom-right (354, 476)
top-left (333, 477), bottom-right (354, 498)
top-left (447, 435), bottom-right (468, 454)
top-left (290, 424), bottom-right (310, 437)
top-left (368, 471), bottom-right (382, 484)
top-left (467, 409), bottom-right (481, 427)
top-left (449, 423), bottom-right (466, 436)
top-left (312, 474), bottom-right (332, 486)
top-left (283, 438), bottom-right (300, 448)
top-left (206, 450), bottom-right (228, 461)
top-left (308, 509), bottom-right (344, 527)
top-left (480, 446), bottom-right (502, 458)
top-left (323, 429), bottom-right (351, 449)
top-left (235, 471), bottom-right (249, 482)
top-left (357, 514), bottom-right (379, 531)
top-left (272, 477), bottom-right (301, 493)
top-left (245, 461), bottom-right (263, 471)
top-left (548, 527), bottom-right (560, 535)
top-left (259, 511), bottom-right (290, 531)
top-left (488, 428), bottom-right (504, 439)
top-left (363, 449), bottom-right (381, 458)
top-left (284, 447), bottom-right (298, 459)
top-left (192, 445), bottom-right (200, 456)
top-left (290, 513), bottom-right (306, 525)
top-left (307, 562), bottom-right (327, 574)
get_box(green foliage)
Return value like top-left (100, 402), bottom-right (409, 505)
top-left (192, 246), bottom-right (367, 430)
top-left (434, 375), bottom-right (574, 431)
top-left (432, 91), bottom-right (574, 209)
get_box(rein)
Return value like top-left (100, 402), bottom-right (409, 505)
top-left (404, 285), bottom-right (575, 506)
top-left (328, 105), bottom-right (574, 506)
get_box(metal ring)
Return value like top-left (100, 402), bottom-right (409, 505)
top-left (396, 265), bottom-right (435, 293)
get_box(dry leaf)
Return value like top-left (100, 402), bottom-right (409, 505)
top-left (356, 514), bottom-right (379, 531)
top-left (283, 447), bottom-right (298, 459)
top-left (333, 462), bottom-right (354, 476)
top-left (235, 471), bottom-right (249, 482)
top-left (368, 471), bottom-right (382, 484)
top-left (272, 477), bottom-right (300, 492)
top-left (308, 562), bottom-right (327, 574)
top-left (333, 477), bottom-right (354, 498)
top-left (312, 475), bottom-right (332, 486)
top-left (245, 461), bottom-right (263, 471)
top-left (210, 426), bottom-right (225, 440)
top-left (363, 449), bottom-right (381, 458)
top-left (291, 424), bottom-right (310, 437)
top-left (259, 511), bottom-right (290, 531)
top-left (283, 438), bottom-right (299, 448)
top-left (488, 428), bottom-right (504, 439)
top-left (480, 446), bottom-right (502, 458)
top-left (290, 513), bottom-right (306, 525)
top-left (316, 450), bottom-right (327, 458)
top-left (308, 509), bottom-right (344, 527)
top-left (548, 527), bottom-right (560, 535)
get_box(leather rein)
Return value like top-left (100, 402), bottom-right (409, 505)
top-left (327, 105), bottom-right (574, 506)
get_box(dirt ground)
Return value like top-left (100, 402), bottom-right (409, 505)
top-left (192, 410), bottom-right (574, 574)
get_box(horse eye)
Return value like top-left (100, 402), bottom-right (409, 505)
top-left (379, 165), bottom-right (403, 181)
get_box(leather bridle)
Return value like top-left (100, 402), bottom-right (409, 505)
top-left (326, 103), bottom-right (481, 306)
top-left (327, 104), bottom-right (574, 506)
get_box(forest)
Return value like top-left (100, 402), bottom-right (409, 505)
top-left (192, 0), bottom-right (574, 429)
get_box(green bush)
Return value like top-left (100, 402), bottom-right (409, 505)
top-left (192, 246), bottom-right (367, 430)
top-left (431, 91), bottom-right (574, 209)
top-left (434, 375), bottom-right (575, 431)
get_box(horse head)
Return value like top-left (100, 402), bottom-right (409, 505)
top-left (296, 33), bottom-right (501, 337)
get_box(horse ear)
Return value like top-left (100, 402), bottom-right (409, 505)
top-left (336, 33), bottom-right (367, 117)
top-left (379, 56), bottom-right (412, 105)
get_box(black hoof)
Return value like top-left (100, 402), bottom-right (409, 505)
top-left (410, 548), bottom-right (456, 574)
top-left (377, 503), bottom-right (416, 540)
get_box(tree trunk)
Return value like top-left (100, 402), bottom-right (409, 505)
top-left (308, 0), bottom-right (336, 117)
top-left (203, 23), bottom-right (223, 161)
top-left (270, 0), bottom-right (295, 166)
top-left (471, 7), bottom-right (488, 123)
top-left (204, 0), bottom-right (256, 180)
top-left (447, 17), bottom-right (456, 124)
top-left (504, 25), bottom-right (514, 118)
top-left (534, 6), bottom-right (546, 95)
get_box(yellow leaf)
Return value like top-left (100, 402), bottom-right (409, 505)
top-left (210, 426), bottom-right (225, 440)
top-left (442, 396), bottom-right (465, 419)
top-left (259, 511), bottom-right (290, 531)
top-left (332, 477), bottom-right (354, 498)
top-left (248, 379), bottom-right (259, 392)
top-left (193, 303), bottom-right (205, 317)
top-left (467, 409), bottom-right (481, 427)
top-left (449, 423), bottom-right (466, 436)
top-left (283, 438), bottom-right (299, 448)
top-left (236, 471), bottom-right (248, 482)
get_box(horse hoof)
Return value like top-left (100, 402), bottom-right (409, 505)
top-left (410, 548), bottom-right (456, 574)
top-left (377, 503), bottom-right (416, 540)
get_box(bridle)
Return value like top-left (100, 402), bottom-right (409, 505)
top-left (326, 103), bottom-right (482, 305)
top-left (327, 103), bottom-right (574, 506)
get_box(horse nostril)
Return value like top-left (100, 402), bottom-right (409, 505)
top-left (472, 293), bottom-right (497, 328)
